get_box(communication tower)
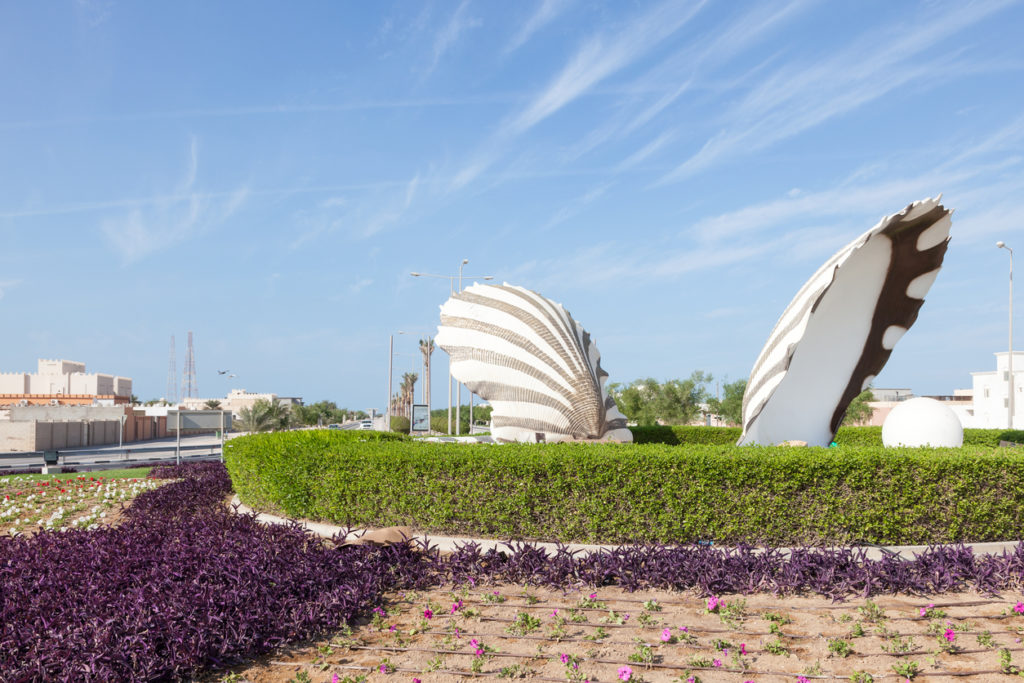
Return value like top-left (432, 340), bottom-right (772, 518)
top-left (182, 331), bottom-right (198, 399)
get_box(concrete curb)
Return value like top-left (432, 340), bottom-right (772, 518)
top-left (228, 496), bottom-right (1022, 560)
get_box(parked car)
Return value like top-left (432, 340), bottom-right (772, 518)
top-left (327, 423), bottom-right (342, 430)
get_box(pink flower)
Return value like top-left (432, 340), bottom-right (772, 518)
top-left (919, 607), bottom-right (927, 617)
top-left (475, 648), bottom-right (484, 657)
top-left (332, 675), bottom-right (339, 683)
top-left (622, 613), bottom-right (630, 622)
top-left (373, 607), bottom-right (385, 616)
top-left (679, 626), bottom-right (689, 632)
top-left (798, 677), bottom-right (809, 683)
top-left (722, 649), bottom-right (729, 657)
top-left (686, 678), bottom-right (695, 683)
top-left (561, 653), bottom-right (570, 664)
top-left (423, 608), bottom-right (433, 619)
top-left (379, 664), bottom-right (389, 673)
top-left (944, 628), bottom-right (956, 642)
top-left (470, 638), bottom-right (479, 648)
top-left (618, 665), bottom-right (633, 681)
top-left (713, 658), bottom-right (722, 667)
top-left (413, 679), bottom-right (422, 683)
top-left (389, 625), bottom-right (396, 632)
top-left (707, 595), bottom-right (720, 611)
top-left (1015, 601), bottom-right (1024, 614)
top-left (550, 609), bottom-right (559, 617)
top-left (660, 628), bottom-right (672, 642)
top-left (740, 643), bottom-right (747, 655)
top-left (455, 628), bottom-right (461, 639)
top-left (589, 592), bottom-right (598, 600)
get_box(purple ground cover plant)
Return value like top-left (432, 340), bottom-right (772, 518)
top-left (8, 462), bottom-right (1024, 680)
top-left (0, 463), bottom-right (429, 681)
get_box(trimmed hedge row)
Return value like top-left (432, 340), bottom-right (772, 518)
top-left (629, 425), bottom-right (1022, 447)
top-left (225, 432), bottom-right (1024, 546)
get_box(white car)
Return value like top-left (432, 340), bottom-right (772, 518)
top-left (359, 419), bottom-right (373, 430)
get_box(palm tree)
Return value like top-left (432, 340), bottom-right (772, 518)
top-left (235, 398), bottom-right (291, 432)
top-left (236, 401), bottom-right (273, 432)
top-left (400, 372), bottom-right (418, 417)
top-left (203, 399), bottom-right (222, 410)
top-left (419, 337), bottom-right (434, 426)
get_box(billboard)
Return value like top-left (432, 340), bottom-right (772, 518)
top-left (411, 404), bottom-right (430, 433)
top-left (167, 410), bottom-right (232, 431)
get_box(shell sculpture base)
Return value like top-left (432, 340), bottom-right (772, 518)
top-left (740, 196), bottom-right (953, 447)
top-left (436, 283), bottom-right (632, 444)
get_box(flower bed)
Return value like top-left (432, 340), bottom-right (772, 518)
top-left (225, 434), bottom-right (1024, 545)
top-left (8, 461), bottom-right (1024, 680)
top-left (0, 462), bottom-right (428, 681)
top-left (224, 584), bottom-right (1024, 682)
top-left (0, 471), bottom-right (160, 535)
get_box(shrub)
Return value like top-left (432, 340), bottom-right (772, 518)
top-left (630, 425), bottom-right (740, 445)
top-left (629, 425), bottom-right (1015, 448)
top-left (389, 415), bottom-right (410, 433)
top-left (225, 435), bottom-right (1024, 546)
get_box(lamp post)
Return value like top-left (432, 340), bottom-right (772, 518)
top-left (385, 331), bottom-right (406, 432)
top-left (410, 266), bottom-right (494, 434)
top-left (998, 241), bottom-right (1015, 429)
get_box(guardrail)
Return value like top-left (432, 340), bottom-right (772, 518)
top-left (0, 442), bottom-right (222, 473)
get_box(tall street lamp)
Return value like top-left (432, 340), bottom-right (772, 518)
top-left (386, 331), bottom-right (407, 432)
top-left (410, 265), bottom-right (493, 434)
top-left (998, 241), bottom-right (1015, 429)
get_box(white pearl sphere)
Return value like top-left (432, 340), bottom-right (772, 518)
top-left (881, 397), bottom-right (963, 448)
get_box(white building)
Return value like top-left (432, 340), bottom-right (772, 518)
top-left (969, 351), bottom-right (1024, 428)
top-left (0, 359), bottom-right (131, 405)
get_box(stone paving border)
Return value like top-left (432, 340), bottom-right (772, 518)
top-left (229, 495), bottom-right (1021, 560)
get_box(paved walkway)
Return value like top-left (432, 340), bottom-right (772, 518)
top-left (229, 496), bottom-right (1022, 560)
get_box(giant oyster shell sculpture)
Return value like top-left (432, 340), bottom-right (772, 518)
top-left (740, 196), bottom-right (952, 447)
top-left (436, 283), bottom-right (632, 443)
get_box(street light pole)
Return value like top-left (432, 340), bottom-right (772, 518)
top-left (386, 334), bottom-right (394, 432)
top-left (456, 259), bottom-right (468, 435)
top-left (410, 269), bottom-right (493, 436)
top-left (385, 331), bottom-right (406, 432)
top-left (998, 241), bottom-right (1014, 429)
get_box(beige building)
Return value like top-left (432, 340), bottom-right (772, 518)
top-left (179, 389), bottom-right (302, 416)
top-left (0, 359), bottom-right (132, 406)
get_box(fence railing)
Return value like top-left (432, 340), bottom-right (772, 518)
top-left (0, 442), bottom-right (222, 472)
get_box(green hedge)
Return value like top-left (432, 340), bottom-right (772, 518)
top-left (225, 433), bottom-right (1024, 545)
top-left (630, 425), bottom-right (1018, 448)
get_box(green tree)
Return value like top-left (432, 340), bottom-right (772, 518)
top-left (203, 399), bottom-right (222, 410)
top-left (609, 372), bottom-right (712, 426)
top-left (235, 398), bottom-right (293, 432)
top-left (842, 388), bottom-right (876, 426)
top-left (706, 379), bottom-right (747, 426)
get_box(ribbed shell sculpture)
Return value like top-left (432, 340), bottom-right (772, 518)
top-left (436, 283), bottom-right (632, 444)
top-left (740, 196), bottom-right (952, 447)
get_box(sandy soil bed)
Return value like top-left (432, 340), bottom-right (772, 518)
top-left (213, 584), bottom-right (1024, 683)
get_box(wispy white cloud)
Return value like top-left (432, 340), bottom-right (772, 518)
top-left (543, 182), bottom-right (613, 229)
top-left (427, 0), bottom-right (482, 74)
top-left (0, 279), bottom-right (21, 300)
top-left (505, 0), bottom-right (570, 53)
top-left (659, 0), bottom-right (1017, 184)
top-left (450, 0), bottom-right (706, 189)
top-left (288, 172), bottom-right (424, 248)
top-left (349, 278), bottom-right (374, 294)
top-left (505, 1), bottom-right (706, 137)
top-left (616, 130), bottom-right (677, 170)
top-left (100, 137), bottom-right (250, 264)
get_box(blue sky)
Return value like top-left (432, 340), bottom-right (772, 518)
top-left (1, 0), bottom-right (1023, 411)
